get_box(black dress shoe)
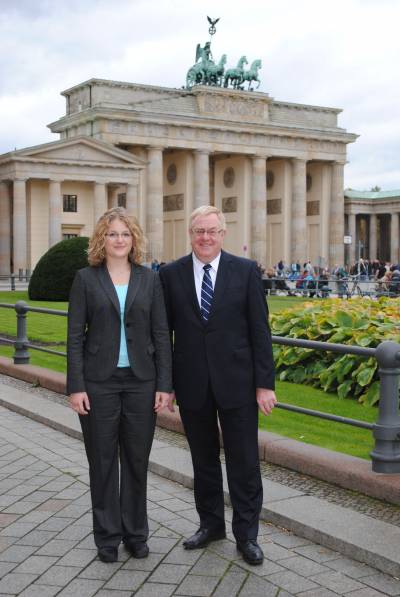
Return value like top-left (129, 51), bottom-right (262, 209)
top-left (183, 527), bottom-right (226, 550)
top-left (98, 546), bottom-right (118, 563)
top-left (237, 540), bottom-right (264, 565)
top-left (124, 540), bottom-right (149, 558)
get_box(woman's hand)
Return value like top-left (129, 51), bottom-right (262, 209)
top-left (154, 391), bottom-right (172, 413)
top-left (69, 392), bottom-right (90, 415)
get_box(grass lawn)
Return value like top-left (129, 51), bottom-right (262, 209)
top-left (261, 381), bottom-right (376, 460)
top-left (0, 291), bottom-right (377, 459)
top-left (0, 291), bottom-right (67, 343)
top-left (267, 295), bottom-right (309, 313)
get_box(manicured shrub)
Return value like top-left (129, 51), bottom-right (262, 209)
top-left (270, 297), bottom-right (400, 405)
top-left (28, 237), bottom-right (89, 301)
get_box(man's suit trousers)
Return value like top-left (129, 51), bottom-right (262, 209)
top-left (179, 386), bottom-right (262, 542)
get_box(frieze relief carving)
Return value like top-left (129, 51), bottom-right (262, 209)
top-left (163, 194), bottom-right (184, 212)
top-left (106, 118), bottom-right (346, 158)
top-left (201, 95), bottom-right (266, 119)
top-left (267, 199), bottom-right (281, 215)
top-left (222, 196), bottom-right (237, 213)
top-left (307, 200), bottom-right (320, 216)
top-left (147, 124), bottom-right (168, 136)
top-left (109, 121), bottom-right (138, 134)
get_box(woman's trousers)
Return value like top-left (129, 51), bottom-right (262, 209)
top-left (80, 368), bottom-right (156, 548)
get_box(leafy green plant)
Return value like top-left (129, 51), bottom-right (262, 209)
top-left (270, 298), bottom-right (400, 406)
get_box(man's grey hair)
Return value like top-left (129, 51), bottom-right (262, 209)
top-left (189, 205), bottom-right (226, 231)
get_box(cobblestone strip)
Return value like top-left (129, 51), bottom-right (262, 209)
top-left (0, 407), bottom-right (399, 595)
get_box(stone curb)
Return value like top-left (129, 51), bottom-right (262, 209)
top-left (1, 356), bottom-right (400, 507)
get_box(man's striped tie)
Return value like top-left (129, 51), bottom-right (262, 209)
top-left (200, 263), bottom-right (213, 321)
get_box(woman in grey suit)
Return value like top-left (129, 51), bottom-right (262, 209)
top-left (67, 207), bottom-right (172, 563)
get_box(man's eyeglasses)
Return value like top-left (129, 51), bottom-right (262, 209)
top-left (191, 228), bottom-right (223, 238)
top-left (105, 232), bottom-right (132, 240)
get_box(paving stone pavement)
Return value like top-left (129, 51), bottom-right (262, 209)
top-left (1, 407), bottom-right (400, 595)
top-left (2, 374), bottom-right (400, 529)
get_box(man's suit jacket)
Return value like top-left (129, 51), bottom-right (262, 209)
top-left (67, 263), bottom-right (172, 395)
top-left (159, 251), bottom-right (275, 411)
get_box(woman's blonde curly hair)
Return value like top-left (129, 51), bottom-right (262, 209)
top-left (87, 207), bottom-right (146, 266)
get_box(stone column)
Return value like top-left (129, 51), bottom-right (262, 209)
top-left (319, 163), bottom-right (331, 268)
top-left (0, 181), bottom-right (11, 274)
top-left (291, 158), bottom-right (307, 264)
top-left (391, 212), bottom-right (399, 264)
top-left (108, 185), bottom-right (119, 208)
top-left (369, 213), bottom-right (377, 261)
top-left (48, 180), bottom-right (62, 247)
top-left (348, 213), bottom-right (356, 264)
top-left (251, 156), bottom-right (267, 266)
top-left (146, 147), bottom-right (164, 261)
top-left (329, 162), bottom-right (345, 267)
top-left (282, 160), bottom-right (292, 265)
top-left (126, 183), bottom-right (139, 220)
top-left (13, 178), bottom-right (27, 274)
top-left (93, 182), bottom-right (107, 224)
top-left (193, 150), bottom-right (210, 209)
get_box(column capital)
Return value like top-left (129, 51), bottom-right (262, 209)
top-left (291, 157), bottom-right (307, 164)
top-left (193, 149), bottom-right (210, 155)
top-left (147, 145), bottom-right (164, 152)
top-left (49, 177), bottom-right (64, 184)
top-left (252, 154), bottom-right (271, 161)
top-left (13, 177), bottom-right (28, 183)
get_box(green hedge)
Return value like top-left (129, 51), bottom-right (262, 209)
top-left (270, 297), bottom-right (400, 406)
top-left (28, 237), bottom-right (89, 301)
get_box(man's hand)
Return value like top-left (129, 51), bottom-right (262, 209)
top-left (69, 392), bottom-right (90, 415)
top-left (256, 388), bottom-right (277, 416)
top-left (167, 392), bottom-right (176, 413)
top-left (154, 391), bottom-right (171, 413)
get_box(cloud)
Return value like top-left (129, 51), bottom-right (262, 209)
top-left (0, 0), bottom-right (399, 190)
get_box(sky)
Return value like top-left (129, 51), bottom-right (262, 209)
top-left (0, 0), bottom-right (399, 191)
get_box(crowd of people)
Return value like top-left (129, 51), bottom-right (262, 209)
top-left (257, 258), bottom-right (400, 297)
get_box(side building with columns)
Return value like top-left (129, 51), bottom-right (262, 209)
top-left (0, 78), bottom-right (358, 275)
top-left (345, 189), bottom-right (400, 265)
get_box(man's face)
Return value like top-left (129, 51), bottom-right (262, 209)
top-left (190, 213), bottom-right (225, 263)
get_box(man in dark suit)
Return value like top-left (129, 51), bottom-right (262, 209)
top-left (159, 205), bottom-right (276, 565)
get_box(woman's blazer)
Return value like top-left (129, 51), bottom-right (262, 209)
top-left (67, 263), bottom-right (172, 395)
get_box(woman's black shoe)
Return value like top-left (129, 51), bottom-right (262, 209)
top-left (124, 540), bottom-right (149, 558)
top-left (98, 546), bottom-right (118, 563)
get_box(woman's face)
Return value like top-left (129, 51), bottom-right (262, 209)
top-left (104, 218), bottom-right (133, 261)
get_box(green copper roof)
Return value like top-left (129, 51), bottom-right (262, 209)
top-left (344, 189), bottom-right (400, 200)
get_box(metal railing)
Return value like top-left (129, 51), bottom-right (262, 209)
top-left (0, 273), bottom-right (31, 291)
top-left (1, 300), bottom-right (400, 474)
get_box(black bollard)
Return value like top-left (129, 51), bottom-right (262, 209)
top-left (14, 300), bottom-right (30, 365)
top-left (370, 341), bottom-right (400, 473)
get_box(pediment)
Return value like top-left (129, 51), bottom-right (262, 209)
top-left (15, 137), bottom-right (146, 168)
